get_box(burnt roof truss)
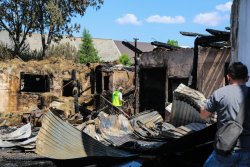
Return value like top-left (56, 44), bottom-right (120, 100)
top-left (180, 28), bottom-right (230, 89)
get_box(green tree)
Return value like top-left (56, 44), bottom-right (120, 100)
top-left (167, 39), bottom-right (179, 47)
top-left (0, 0), bottom-right (104, 58)
top-left (79, 28), bottom-right (100, 64)
top-left (37, 0), bottom-right (104, 57)
top-left (119, 54), bottom-right (132, 66)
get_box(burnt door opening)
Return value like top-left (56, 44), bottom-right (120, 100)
top-left (103, 76), bottom-right (110, 91)
top-left (63, 79), bottom-right (76, 97)
top-left (20, 73), bottom-right (50, 92)
top-left (95, 66), bottom-right (103, 94)
top-left (168, 78), bottom-right (189, 102)
top-left (140, 68), bottom-right (166, 114)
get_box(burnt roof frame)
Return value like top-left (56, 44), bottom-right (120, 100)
top-left (151, 41), bottom-right (180, 50)
top-left (190, 34), bottom-right (230, 89)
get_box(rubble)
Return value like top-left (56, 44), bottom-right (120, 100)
top-left (0, 52), bottom-right (220, 166)
top-left (0, 82), bottom-right (218, 167)
top-left (35, 110), bottom-right (134, 159)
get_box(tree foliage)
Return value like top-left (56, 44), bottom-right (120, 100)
top-left (46, 43), bottom-right (79, 63)
top-left (0, 0), bottom-right (104, 58)
top-left (119, 54), bottom-right (132, 66)
top-left (37, 0), bottom-right (104, 57)
top-left (79, 28), bottom-right (100, 64)
top-left (0, 0), bottom-right (38, 57)
top-left (167, 39), bottom-right (179, 47)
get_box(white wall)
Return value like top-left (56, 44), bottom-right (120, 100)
top-left (237, 0), bottom-right (250, 86)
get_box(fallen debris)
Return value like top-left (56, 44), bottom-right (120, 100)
top-left (35, 110), bottom-right (134, 159)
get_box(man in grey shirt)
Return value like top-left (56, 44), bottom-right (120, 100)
top-left (200, 62), bottom-right (250, 167)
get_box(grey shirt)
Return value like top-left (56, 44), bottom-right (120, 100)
top-left (205, 84), bottom-right (250, 149)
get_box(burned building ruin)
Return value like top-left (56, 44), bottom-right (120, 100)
top-left (0, 58), bottom-right (93, 125)
top-left (138, 35), bottom-right (230, 115)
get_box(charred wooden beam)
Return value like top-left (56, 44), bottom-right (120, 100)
top-left (179, 31), bottom-right (209, 37)
top-left (206, 29), bottom-right (230, 36)
top-left (72, 69), bottom-right (79, 113)
top-left (151, 41), bottom-right (180, 50)
top-left (122, 40), bottom-right (141, 114)
top-left (201, 42), bottom-right (229, 49)
top-left (122, 41), bottom-right (143, 54)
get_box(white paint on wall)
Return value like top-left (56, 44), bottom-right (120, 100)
top-left (237, 0), bottom-right (250, 86)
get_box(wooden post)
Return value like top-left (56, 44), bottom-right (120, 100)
top-left (72, 69), bottom-right (79, 113)
top-left (134, 38), bottom-right (140, 114)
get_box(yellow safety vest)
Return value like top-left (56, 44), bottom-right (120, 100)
top-left (112, 91), bottom-right (122, 107)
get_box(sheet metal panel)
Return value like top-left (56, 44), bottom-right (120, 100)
top-left (0, 123), bottom-right (31, 140)
top-left (170, 84), bottom-right (206, 127)
top-left (35, 110), bottom-right (133, 159)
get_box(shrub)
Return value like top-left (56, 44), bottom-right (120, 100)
top-left (0, 43), bottom-right (13, 60)
top-left (119, 54), bottom-right (132, 66)
top-left (46, 42), bottom-right (79, 63)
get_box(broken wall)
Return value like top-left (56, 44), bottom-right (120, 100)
top-left (139, 47), bottom-right (230, 113)
top-left (0, 73), bottom-right (19, 113)
top-left (111, 70), bottom-right (134, 92)
top-left (0, 57), bottom-right (92, 115)
top-left (140, 48), bottom-right (194, 113)
top-left (96, 65), bottom-right (135, 94)
top-left (197, 47), bottom-right (231, 98)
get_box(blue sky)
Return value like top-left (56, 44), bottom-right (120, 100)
top-left (72, 0), bottom-right (232, 47)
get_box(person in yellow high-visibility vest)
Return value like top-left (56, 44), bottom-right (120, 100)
top-left (112, 86), bottom-right (125, 108)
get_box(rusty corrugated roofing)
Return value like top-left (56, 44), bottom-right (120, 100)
top-left (170, 84), bottom-right (206, 127)
top-left (35, 110), bottom-right (134, 159)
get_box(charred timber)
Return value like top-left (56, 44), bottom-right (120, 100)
top-left (201, 42), bottom-right (229, 49)
top-left (206, 29), bottom-right (230, 36)
top-left (179, 31), bottom-right (209, 37)
top-left (121, 41), bottom-right (143, 54)
top-left (151, 41), bottom-right (180, 50)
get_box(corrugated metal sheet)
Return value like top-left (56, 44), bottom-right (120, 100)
top-left (0, 136), bottom-right (37, 148)
top-left (170, 84), bottom-right (206, 127)
top-left (130, 110), bottom-right (163, 128)
top-left (0, 123), bottom-right (31, 141)
top-left (98, 112), bottom-right (133, 138)
top-left (35, 110), bottom-right (134, 159)
top-left (129, 110), bottom-right (163, 138)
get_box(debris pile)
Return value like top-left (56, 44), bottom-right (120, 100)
top-left (0, 83), bottom-right (217, 166)
top-left (0, 123), bottom-right (37, 152)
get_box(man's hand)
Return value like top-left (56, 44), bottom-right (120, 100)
top-left (200, 107), bottom-right (212, 120)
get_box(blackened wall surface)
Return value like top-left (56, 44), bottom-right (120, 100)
top-left (139, 47), bottom-right (231, 112)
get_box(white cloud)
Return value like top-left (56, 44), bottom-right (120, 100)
top-left (216, 2), bottom-right (232, 12)
top-left (193, 12), bottom-right (229, 26)
top-left (145, 15), bottom-right (186, 24)
top-left (115, 14), bottom-right (141, 25)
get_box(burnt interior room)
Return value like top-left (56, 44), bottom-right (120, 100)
top-left (62, 79), bottom-right (81, 97)
top-left (95, 65), bottom-right (103, 94)
top-left (20, 73), bottom-right (50, 93)
top-left (140, 68), bottom-right (166, 114)
top-left (103, 76), bottom-right (110, 91)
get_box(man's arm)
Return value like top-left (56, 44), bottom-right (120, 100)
top-left (119, 93), bottom-right (125, 102)
top-left (200, 106), bottom-right (212, 119)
